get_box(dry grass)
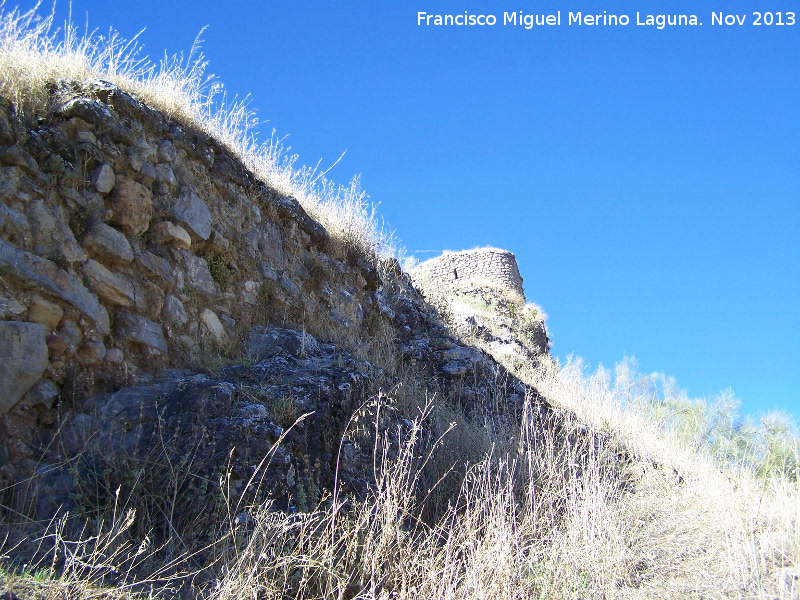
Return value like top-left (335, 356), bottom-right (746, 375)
top-left (4, 361), bottom-right (797, 599)
top-left (517, 356), bottom-right (799, 598)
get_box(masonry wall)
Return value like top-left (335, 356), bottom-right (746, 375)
top-left (411, 248), bottom-right (525, 299)
top-left (0, 79), bottom-right (383, 420)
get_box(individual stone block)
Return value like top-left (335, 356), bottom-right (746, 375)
top-left (27, 295), bottom-right (64, 332)
top-left (242, 281), bottom-right (260, 305)
top-left (158, 140), bottom-right (176, 163)
top-left (153, 221), bottom-right (191, 249)
top-left (154, 164), bottom-right (177, 189)
top-left (115, 312), bottom-right (168, 354)
top-left (136, 279), bottom-right (165, 321)
top-left (200, 308), bottom-right (227, 345)
top-left (110, 123), bottom-right (134, 145)
top-left (82, 221), bottom-right (134, 264)
top-left (278, 274), bottom-right (300, 297)
top-left (26, 200), bottom-right (86, 265)
top-left (105, 348), bottom-right (124, 364)
top-left (128, 151), bottom-right (143, 172)
top-left (25, 198), bottom-right (56, 255)
top-left (210, 229), bottom-right (229, 249)
top-left (83, 259), bottom-right (136, 307)
top-left (22, 378), bottom-right (60, 408)
top-left (0, 202), bottom-right (30, 246)
top-left (0, 145), bottom-right (40, 175)
top-left (181, 250), bottom-right (217, 296)
top-left (51, 204), bottom-right (87, 264)
top-left (163, 294), bottom-right (187, 325)
top-left (0, 292), bottom-right (25, 317)
top-left (78, 340), bottom-right (107, 365)
top-left (47, 333), bottom-right (71, 355)
top-left (139, 161), bottom-right (156, 184)
top-left (58, 320), bottom-right (83, 347)
top-left (135, 250), bottom-right (175, 286)
top-left (109, 176), bottom-right (152, 236)
top-left (0, 321), bottom-right (48, 413)
top-left (172, 191), bottom-right (211, 240)
top-left (55, 97), bottom-right (116, 128)
top-left (75, 130), bottom-right (97, 145)
top-left (91, 164), bottom-right (115, 194)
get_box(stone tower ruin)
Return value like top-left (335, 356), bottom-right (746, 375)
top-left (410, 247), bottom-right (525, 299)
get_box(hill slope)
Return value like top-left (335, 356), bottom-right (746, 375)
top-left (0, 7), bottom-right (797, 600)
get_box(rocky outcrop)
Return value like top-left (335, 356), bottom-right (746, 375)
top-left (412, 248), bottom-right (550, 366)
top-left (36, 327), bottom-right (377, 521)
top-left (26, 322), bottom-right (532, 533)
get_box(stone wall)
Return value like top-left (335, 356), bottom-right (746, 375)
top-left (411, 248), bottom-right (525, 299)
top-left (0, 79), bottom-right (384, 421)
top-left (0, 77), bottom-right (548, 535)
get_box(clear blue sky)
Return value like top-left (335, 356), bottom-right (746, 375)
top-left (43, 1), bottom-right (799, 418)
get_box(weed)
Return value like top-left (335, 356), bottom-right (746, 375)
top-left (136, 226), bottom-right (154, 248)
top-left (401, 255), bottom-right (419, 273)
top-left (267, 395), bottom-right (300, 430)
top-left (205, 254), bottom-right (231, 287)
top-left (303, 254), bottom-right (327, 290)
top-left (70, 201), bottom-right (103, 241)
top-left (362, 312), bottom-right (382, 336)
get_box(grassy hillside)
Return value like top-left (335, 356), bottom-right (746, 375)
top-left (0, 5), bottom-right (798, 599)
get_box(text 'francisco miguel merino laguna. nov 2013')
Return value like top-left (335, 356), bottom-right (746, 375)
top-left (416, 11), bottom-right (797, 29)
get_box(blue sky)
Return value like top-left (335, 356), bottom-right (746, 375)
top-left (44, 1), bottom-right (799, 418)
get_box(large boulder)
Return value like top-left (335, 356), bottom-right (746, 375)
top-left (46, 327), bottom-right (375, 520)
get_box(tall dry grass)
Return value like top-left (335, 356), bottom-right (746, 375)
top-left (520, 356), bottom-right (799, 598)
top-left (4, 360), bottom-right (796, 599)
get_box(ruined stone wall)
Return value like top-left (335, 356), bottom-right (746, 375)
top-left (0, 79), bottom-right (384, 423)
top-left (0, 77), bottom-right (545, 528)
top-left (411, 248), bottom-right (525, 299)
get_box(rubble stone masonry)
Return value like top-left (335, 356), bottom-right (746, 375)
top-left (411, 248), bottom-right (525, 299)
